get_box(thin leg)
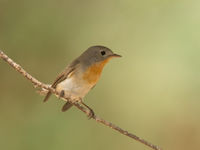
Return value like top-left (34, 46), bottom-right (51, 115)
top-left (80, 101), bottom-right (95, 119)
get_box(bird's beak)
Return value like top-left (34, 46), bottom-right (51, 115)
top-left (110, 53), bottom-right (122, 58)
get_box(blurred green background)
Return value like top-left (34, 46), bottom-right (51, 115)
top-left (1, 0), bottom-right (200, 150)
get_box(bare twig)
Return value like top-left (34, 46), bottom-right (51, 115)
top-left (0, 50), bottom-right (162, 150)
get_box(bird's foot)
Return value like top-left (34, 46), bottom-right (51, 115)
top-left (78, 99), bottom-right (95, 119)
top-left (87, 108), bottom-right (95, 119)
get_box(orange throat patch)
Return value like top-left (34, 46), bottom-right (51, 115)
top-left (83, 58), bottom-right (111, 84)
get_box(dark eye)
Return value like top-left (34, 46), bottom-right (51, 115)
top-left (101, 51), bottom-right (106, 56)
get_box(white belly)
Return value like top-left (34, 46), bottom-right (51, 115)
top-left (56, 77), bottom-right (92, 101)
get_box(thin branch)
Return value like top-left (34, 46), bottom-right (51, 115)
top-left (0, 50), bottom-right (162, 150)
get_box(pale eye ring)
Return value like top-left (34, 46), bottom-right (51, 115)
top-left (101, 50), bottom-right (106, 56)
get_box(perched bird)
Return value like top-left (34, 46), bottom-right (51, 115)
top-left (43, 45), bottom-right (121, 118)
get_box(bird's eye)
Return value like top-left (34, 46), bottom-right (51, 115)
top-left (101, 51), bottom-right (106, 56)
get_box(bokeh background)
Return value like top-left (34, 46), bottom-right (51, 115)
top-left (1, 0), bottom-right (200, 150)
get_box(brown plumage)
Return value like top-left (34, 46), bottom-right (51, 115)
top-left (43, 45), bottom-right (121, 116)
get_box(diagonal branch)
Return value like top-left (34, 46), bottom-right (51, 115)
top-left (0, 50), bottom-right (162, 150)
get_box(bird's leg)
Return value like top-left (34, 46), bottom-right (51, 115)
top-left (79, 100), bottom-right (95, 119)
top-left (59, 90), bottom-right (65, 99)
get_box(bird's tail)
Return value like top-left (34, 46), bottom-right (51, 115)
top-left (61, 101), bottom-right (73, 112)
top-left (43, 91), bottom-right (52, 102)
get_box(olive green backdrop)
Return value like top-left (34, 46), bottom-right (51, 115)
top-left (1, 0), bottom-right (200, 150)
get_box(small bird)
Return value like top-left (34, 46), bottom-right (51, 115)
top-left (43, 45), bottom-right (121, 118)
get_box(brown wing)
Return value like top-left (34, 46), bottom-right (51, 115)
top-left (43, 59), bottom-right (80, 102)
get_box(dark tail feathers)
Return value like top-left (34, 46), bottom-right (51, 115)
top-left (43, 91), bottom-right (52, 102)
top-left (61, 102), bottom-right (73, 112)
